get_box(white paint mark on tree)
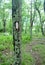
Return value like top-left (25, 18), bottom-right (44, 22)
top-left (16, 22), bottom-right (19, 30)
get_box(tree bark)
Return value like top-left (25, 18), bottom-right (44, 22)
top-left (35, 5), bottom-right (45, 36)
top-left (30, 0), bottom-right (32, 39)
top-left (3, 19), bottom-right (6, 32)
top-left (12, 0), bottom-right (22, 65)
top-left (30, 0), bottom-right (35, 39)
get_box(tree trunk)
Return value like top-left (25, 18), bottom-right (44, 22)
top-left (30, 0), bottom-right (32, 39)
top-left (44, 0), bottom-right (45, 12)
top-left (12, 0), bottom-right (22, 65)
top-left (35, 4), bottom-right (45, 36)
top-left (30, 0), bottom-right (35, 39)
top-left (3, 19), bottom-right (6, 32)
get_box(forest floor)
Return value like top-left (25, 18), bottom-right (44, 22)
top-left (0, 34), bottom-right (45, 65)
top-left (25, 38), bottom-right (45, 65)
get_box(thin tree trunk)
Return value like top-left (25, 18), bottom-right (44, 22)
top-left (3, 19), bottom-right (6, 32)
top-left (30, 0), bottom-right (35, 39)
top-left (30, 0), bottom-right (32, 39)
top-left (35, 6), bottom-right (45, 36)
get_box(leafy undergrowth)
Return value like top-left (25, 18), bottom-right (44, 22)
top-left (32, 44), bottom-right (45, 65)
top-left (0, 33), bottom-right (45, 65)
top-left (22, 52), bottom-right (34, 65)
top-left (0, 34), bottom-right (34, 65)
top-left (0, 34), bottom-right (14, 65)
top-left (22, 33), bottom-right (31, 44)
top-left (32, 33), bottom-right (45, 39)
top-left (0, 34), bottom-right (13, 50)
top-left (22, 44), bottom-right (35, 65)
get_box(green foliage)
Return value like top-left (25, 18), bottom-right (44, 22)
top-left (0, 34), bottom-right (13, 50)
top-left (22, 42), bottom-right (35, 65)
top-left (22, 33), bottom-right (30, 44)
top-left (32, 44), bottom-right (45, 65)
top-left (22, 53), bottom-right (34, 65)
top-left (0, 34), bottom-right (34, 65)
top-left (6, 19), bottom-right (12, 33)
top-left (0, 0), bottom-right (45, 65)
top-left (0, 34), bottom-right (14, 65)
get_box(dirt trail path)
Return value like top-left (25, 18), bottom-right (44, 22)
top-left (26, 38), bottom-right (45, 65)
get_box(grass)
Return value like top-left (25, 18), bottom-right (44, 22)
top-left (0, 33), bottom-right (45, 65)
top-left (0, 34), bottom-right (13, 50)
top-left (22, 52), bottom-right (35, 65)
top-left (32, 44), bottom-right (45, 65)
top-left (0, 34), bottom-right (14, 65)
top-left (22, 44), bottom-right (35, 65)
top-left (0, 33), bottom-right (34, 65)
top-left (22, 33), bottom-right (31, 44)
